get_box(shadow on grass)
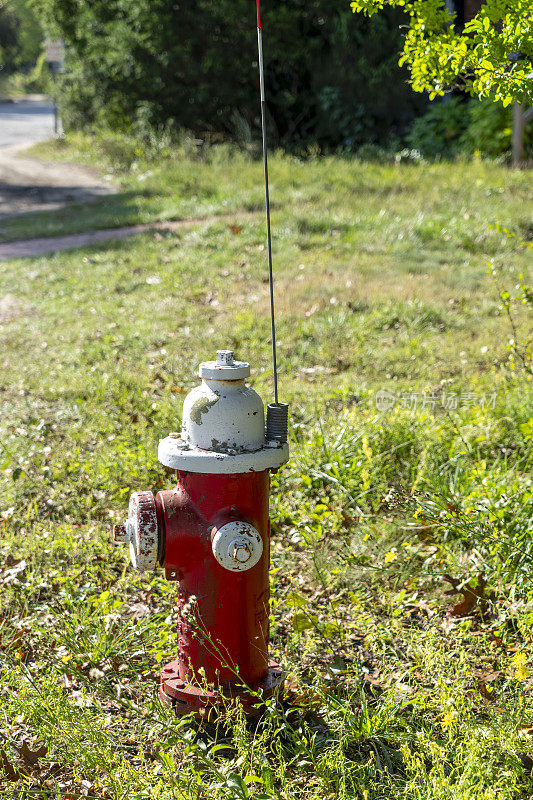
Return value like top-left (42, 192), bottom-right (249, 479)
top-left (0, 187), bottom-right (168, 243)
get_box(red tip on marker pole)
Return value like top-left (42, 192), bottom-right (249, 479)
top-left (256, 0), bottom-right (261, 28)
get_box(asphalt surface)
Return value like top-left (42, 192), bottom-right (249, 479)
top-left (0, 97), bottom-right (55, 147)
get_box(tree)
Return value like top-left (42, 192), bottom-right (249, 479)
top-left (350, 0), bottom-right (533, 107)
top-left (0, 0), bottom-right (43, 71)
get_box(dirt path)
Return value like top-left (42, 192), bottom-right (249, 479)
top-left (0, 142), bottom-right (115, 218)
top-left (0, 211), bottom-right (259, 261)
top-left (0, 105), bottom-right (255, 261)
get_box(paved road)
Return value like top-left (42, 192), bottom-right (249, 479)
top-left (0, 96), bottom-right (115, 218)
top-left (0, 97), bottom-right (55, 147)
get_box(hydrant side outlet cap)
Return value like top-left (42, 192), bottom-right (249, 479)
top-left (212, 521), bottom-right (263, 572)
top-left (127, 491), bottom-right (160, 571)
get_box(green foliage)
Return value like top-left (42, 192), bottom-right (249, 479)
top-left (488, 226), bottom-right (533, 375)
top-left (350, 0), bottom-right (533, 106)
top-left (31, 0), bottom-right (422, 149)
top-left (416, 457), bottom-right (533, 586)
top-left (406, 96), bottom-right (469, 158)
top-left (313, 9), bottom-right (425, 150)
top-left (462, 100), bottom-right (533, 158)
top-left (0, 50), bottom-right (51, 95)
top-left (0, 0), bottom-right (43, 71)
top-left (406, 97), bottom-right (533, 159)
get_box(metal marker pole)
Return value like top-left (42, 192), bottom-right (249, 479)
top-left (256, 0), bottom-right (278, 404)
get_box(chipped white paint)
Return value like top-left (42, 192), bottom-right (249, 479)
top-left (211, 521), bottom-right (263, 572)
top-left (158, 436), bottom-right (289, 473)
top-left (182, 377), bottom-right (264, 452)
top-left (125, 491), bottom-right (160, 571)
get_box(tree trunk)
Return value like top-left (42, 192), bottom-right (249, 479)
top-left (512, 100), bottom-right (525, 167)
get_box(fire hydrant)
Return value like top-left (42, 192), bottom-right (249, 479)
top-left (113, 350), bottom-right (289, 716)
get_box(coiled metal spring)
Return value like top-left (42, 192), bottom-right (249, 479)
top-left (266, 402), bottom-right (289, 443)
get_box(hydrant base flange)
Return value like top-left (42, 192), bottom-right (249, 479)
top-left (159, 659), bottom-right (284, 718)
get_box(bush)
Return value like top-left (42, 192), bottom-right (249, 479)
top-left (313, 9), bottom-right (425, 151)
top-left (407, 96), bottom-right (533, 160)
top-left (461, 99), bottom-right (533, 159)
top-left (36, 0), bottom-right (425, 151)
top-left (0, 0), bottom-right (43, 72)
top-left (406, 96), bottom-right (469, 158)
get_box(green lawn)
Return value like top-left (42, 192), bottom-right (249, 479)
top-left (0, 137), bottom-right (532, 799)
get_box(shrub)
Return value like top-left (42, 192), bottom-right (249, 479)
top-left (407, 96), bottom-right (533, 160)
top-left (406, 96), bottom-right (469, 158)
top-left (461, 98), bottom-right (533, 158)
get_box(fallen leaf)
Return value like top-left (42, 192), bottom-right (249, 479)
top-left (444, 574), bottom-right (487, 617)
top-left (283, 675), bottom-right (322, 709)
top-left (480, 670), bottom-right (501, 683)
top-left (0, 749), bottom-right (23, 781)
top-left (479, 682), bottom-right (496, 701)
top-left (452, 595), bottom-right (477, 616)
top-left (1, 625), bottom-right (29, 652)
top-left (228, 224), bottom-right (242, 235)
top-left (19, 740), bottom-right (48, 765)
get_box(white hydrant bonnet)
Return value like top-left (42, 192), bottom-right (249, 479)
top-left (158, 349), bottom-right (289, 474)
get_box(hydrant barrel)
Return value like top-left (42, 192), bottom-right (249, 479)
top-left (170, 470), bottom-right (270, 686)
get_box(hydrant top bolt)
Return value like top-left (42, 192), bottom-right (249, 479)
top-left (198, 350), bottom-right (250, 380)
top-left (216, 350), bottom-right (234, 366)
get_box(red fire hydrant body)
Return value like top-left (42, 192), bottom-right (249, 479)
top-left (114, 350), bottom-right (288, 715)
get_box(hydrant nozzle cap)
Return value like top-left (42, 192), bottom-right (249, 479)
top-left (199, 349), bottom-right (250, 380)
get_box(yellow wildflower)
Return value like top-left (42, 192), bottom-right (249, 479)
top-left (362, 435), bottom-right (373, 461)
top-left (441, 710), bottom-right (455, 730)
top-left (384, 550), bottom-right (397, 564)
top-left (363, 533), bottom-right (371, 541)
top-left (513, 651), bottom-right (530, 681)
top-left (413, 506), bottom-right (422, 519)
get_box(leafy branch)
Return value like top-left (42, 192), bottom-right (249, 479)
top-left (350, 0), bottom-right (533, 105)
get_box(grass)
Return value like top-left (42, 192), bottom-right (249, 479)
top-left (0, 134), bottom-right (532, 799)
